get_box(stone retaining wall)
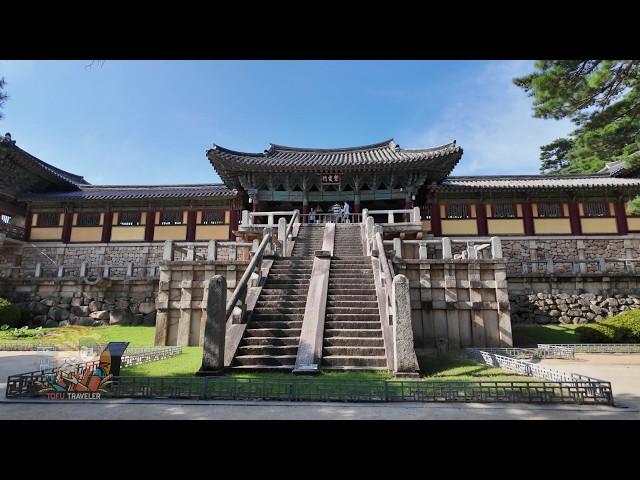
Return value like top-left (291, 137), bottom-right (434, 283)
top-left (510, 292), bottom-right (640, 324)
top-left (0, 278), bottom-right (158, 328)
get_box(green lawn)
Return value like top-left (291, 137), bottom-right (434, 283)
top-left (512, 324), bottom-right (580, 347)
top-left (0, 325), bottom-right (156, 347)
top-left (121, 348), bottom-right (534, 382)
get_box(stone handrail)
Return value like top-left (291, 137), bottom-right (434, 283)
top-left (364, 207), bottom-right (421, 224)
top-left (285, 209), bottom-right (300, 240)
top-left (507, 257), bottom-right (640, 275)
top-left (225, 230), bottom-right (272, 321)
top-left (163, 240), bottom-right (254, 262)
top-left (382, 237), bottom-right (502, 260)
top-left (242, 210), bottom-right (296, 226)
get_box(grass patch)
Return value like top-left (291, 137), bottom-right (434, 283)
top-left (512, 324), bottom-right (580, 347)
top-left (0, 325), bottom-right (156, 348)
top-left (121, 348), bottom-right (533, 382)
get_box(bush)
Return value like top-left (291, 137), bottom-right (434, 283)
top-left (0, 298), bottom-right (21, 328)
top-left (576, 310), bottom-right (640, 343)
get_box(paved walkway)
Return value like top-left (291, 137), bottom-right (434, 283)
top-left (1, 351), bottom-right (639, 419)
top-left (539, 353), bottom-right (640, 410)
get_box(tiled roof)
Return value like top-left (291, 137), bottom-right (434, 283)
top-left (21, 184), bottom-right (236, 201)
top-left (207, 139), bottom-right (463, 188)
top-left (434, 174), bottom-right (640, 192)
top-left (1, 133), bottom-right (89, 187)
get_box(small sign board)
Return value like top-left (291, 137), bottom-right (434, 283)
top-left (320, 173), bottom-right (340, 185)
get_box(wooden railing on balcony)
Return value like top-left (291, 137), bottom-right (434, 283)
top-left (0, 222), bottom-right (25, 241)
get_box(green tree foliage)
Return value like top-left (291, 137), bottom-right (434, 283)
top-left (0, 298), bottom-right (21, 328)
top-left (514, 61), bottom-right (640, 175)
top-left (0, 77), bottom-right (7, 120)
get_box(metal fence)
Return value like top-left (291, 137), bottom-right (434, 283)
top-left (465, 349), bottom-right (612, 404)
top-left (538, 343), bottom-right (640, 354)
top-left (474, 346), bottom-right (575, 360)
top-left (100, 376), bottom-right (611, 404)
top-left (0, 343), bottom-right (58, 351)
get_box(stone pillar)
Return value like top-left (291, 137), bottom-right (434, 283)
top-left (392, 274), bottom-right (419, 376)
top-left (476, 203), bottom-right (488, 236)
top-left (196, 275), bottom-right (227, 376)
top-left (278, 217), bottom-right (287, 256)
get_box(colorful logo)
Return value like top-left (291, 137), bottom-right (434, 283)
top-left (35, 349), bottom-right (114, 400)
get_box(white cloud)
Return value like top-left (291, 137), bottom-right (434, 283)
top-left (410, 60), bottom-right (573, 176)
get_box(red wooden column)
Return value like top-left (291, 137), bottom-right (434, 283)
top-left (431, 202), bottom-right (442, 237)
top-left (252, 197), bottom-right (260, 224)
top-left (229, 208), bottom-right (239, 240)
top-left (476, 203), bottom-right (488, 236)
top-left (23, 207), bottom-right (32, 241)
top-left (101, 211), bottom-right (113, 243)
top-left (522, 202), bottom-right (534, 236)
top-left (615, 200), bottom-right (629, 235)
top-left (568, 202), bottom-right (582, 235)
top-left (144, 210), bottom-right (155, 242)
top-left (61, 211), bottom-right (73, 244)
top-left (186, 210), bottom-right (197, 242)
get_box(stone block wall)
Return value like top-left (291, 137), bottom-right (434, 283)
top-left (154, 260), bottom-right (250, 347)
top-left (393, 259), bottom-right (512, 352)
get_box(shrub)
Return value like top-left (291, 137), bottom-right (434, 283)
top-left (576, 310), bottom-right (640, 343)
top-left (0, 298), bottom-right (21, 328)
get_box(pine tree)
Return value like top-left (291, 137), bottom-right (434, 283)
top-left (0, 77), bottom-right (7, 120)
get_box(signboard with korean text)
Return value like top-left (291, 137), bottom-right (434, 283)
top-left (320, 173), bottom-right (340, 185)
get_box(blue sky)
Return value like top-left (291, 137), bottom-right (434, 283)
top-left (0, 60), bottom-right (572, 185)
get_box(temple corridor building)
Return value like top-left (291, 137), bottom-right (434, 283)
top-left (3, 134), bottom-right (640, 246)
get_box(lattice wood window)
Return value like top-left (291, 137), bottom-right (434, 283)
top-left (493, 204), bottom-right (516, 218)
top-left (584, 201), bottom-right (609, 217)
top-left (446, 204), bottom-right (470, 219)
top-left (37, 212), bottom-right (60, 227)
top-left (77, 213), bottom-right (100, 227)
top-left (118, 211), bottom-right (141, 226)
top-left (201, 210), bottom-right (225, 225)
top-left (160, 211), bottom-right (183, 225)
top-left (538, 203), bottom-right (562, 218)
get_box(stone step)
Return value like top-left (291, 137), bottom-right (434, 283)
top-left (230, 365), bottom-right (294, 372)
top-left (255, 300), bottom-right (307, 308)
top-left (244, 328), bottom-right (302, 337)
top-left (238, 345), bottom-right (298, 356)
top-left (329, 295), bottom-right (379, 301)
top-left (322, 346), bottom-right (386, 356)
top-left (321, 355), bottom-right (387, 368)
top-left (327, 300), bottom-right (379, 307)
top-left (258, 292), bottom-right (309, 299)
top-left (324, 328), bottom-right (383, 337)
top-left (253, 307), bottom-right (307, 315)
top-left (324, 320), bottom-right (381, 329)
top-left (327, 289), bottom-right (377, 295)
top-left (323, 337), bottom-right (385, 347)
top-left (242, 336), bottom-right (300, 346)
top-left (326, 307), bottom-right (380, 314)
top-left (233, 355), bottom-right (297, 366)
top-left (321, 366), bottom-right (389, 371)
top-left (326, 313), bottom-right (380, 321)
top-left (251, 313), bottom-right (304, 321)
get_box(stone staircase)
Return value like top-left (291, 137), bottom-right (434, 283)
top-left (231, 257), bottom-right (312, 370)
top-left (231, 224), bottom-right (323, 370)
top-left (291, 224), bottom-right (325, 256)
top-left (322, 224), bottom-right (387, 370)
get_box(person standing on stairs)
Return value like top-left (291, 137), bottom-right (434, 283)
top-left (331, 203), bottom-right (342, 223)
top-left (315, 204), bottom-right (323, 223)
top-left (342, 201), bottom-right (351, 223)
top-left (309, 206), bottom-right (316, 224)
